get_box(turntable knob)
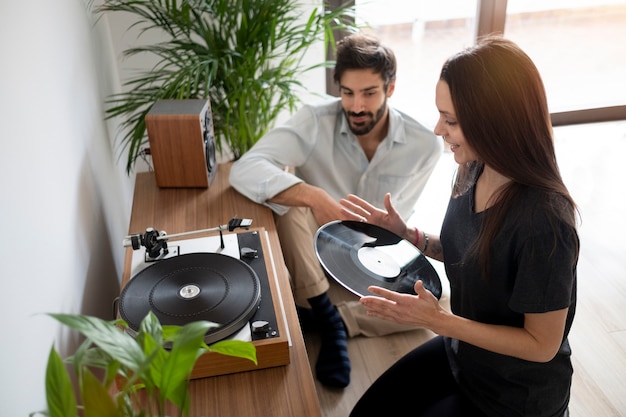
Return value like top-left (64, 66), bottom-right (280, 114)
top-left (252, 320), bottom-right (270, 333)
top-left (240, 247), bottom-right (258, 259)
top-left (251, 320), bottom-right (277, 339)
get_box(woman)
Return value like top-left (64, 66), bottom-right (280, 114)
top-left (341, 36), bottom-right (579, 417)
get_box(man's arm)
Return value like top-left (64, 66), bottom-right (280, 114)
top-left (229, 104), bottom-right (326, 215)
top-left (269, 183), bottom-right (344, 227)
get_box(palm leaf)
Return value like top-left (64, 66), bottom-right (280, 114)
top-left (94, 0), bottom-right (358, 173)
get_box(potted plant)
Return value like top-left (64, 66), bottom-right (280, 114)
top-left (31, 311), bottom-right (256, 417)
top-left (93, 0), bottom-right (357, 173)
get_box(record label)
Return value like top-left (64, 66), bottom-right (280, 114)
top-left (315, 220), bottom-right (442, 298)
top-left (357, 247), bottom-right (401, 278)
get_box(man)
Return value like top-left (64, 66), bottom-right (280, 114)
top-left (229, 33), bottom-right (442, 388)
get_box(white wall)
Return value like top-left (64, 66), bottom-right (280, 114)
top-left (0, 1), bottom-right (326, 415)
top-left (0, 1), bottom-right (133, 415)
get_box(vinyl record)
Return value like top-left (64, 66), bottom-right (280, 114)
top-left (119, 252), bottom-right (261, 344)
top-left (314, 220), bottom-right (442, 299)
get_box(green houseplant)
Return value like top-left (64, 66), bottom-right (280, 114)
top-left (31, 311), bottom-right (256, 417)
top-left (94, 0), bottom-right (357, 173)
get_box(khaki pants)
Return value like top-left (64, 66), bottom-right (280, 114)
top-left (274, 206), bottom-right (421, 337)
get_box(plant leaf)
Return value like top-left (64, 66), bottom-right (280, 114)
top-left (47, 314), bottom-right (146, 374)
top-left (158, 320), bottom-right (213, 412)
top-left (141, 331), bottom-right (169, 396)
top-left (138, 309), bottom-right (166, 346)
top-left (209, 340), bottom-right (257, 365)
top-left (45, 346), bottom-right (77, 417)
top-left (82, 369), bottom-right (121, 417)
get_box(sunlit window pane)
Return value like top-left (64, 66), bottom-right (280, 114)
top-left (356, 1), bottom-right (478, 128)
top-left (504, 1), bottom-right (626, 112)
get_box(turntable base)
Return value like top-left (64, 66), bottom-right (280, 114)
top-left (124, 228), bottom-right (290, 379)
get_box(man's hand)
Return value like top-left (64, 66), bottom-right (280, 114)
top-left (309, 193), bottom-right (344, 226)
top-left (269, 183), bottom-right (344, 226)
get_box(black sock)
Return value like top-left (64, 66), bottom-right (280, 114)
top-left (296, 305), bottom-right (318, 333)
top-left (307, 293), bottom-right (351, 388)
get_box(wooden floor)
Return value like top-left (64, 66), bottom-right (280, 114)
top-left (304, 122), bottom-right (626, 417)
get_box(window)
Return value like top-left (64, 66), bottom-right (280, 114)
top-left (337, 0), bottom-right (626, 126)
top-left (355, 0), bottom-right (478, 128)
top-left (504, 0), bottom-right (626, 112)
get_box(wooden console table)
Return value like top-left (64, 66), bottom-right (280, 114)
top-left (122, 164), bottom-right (321, 417)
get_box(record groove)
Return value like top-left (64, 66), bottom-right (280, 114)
top-left (119, 252), bottom-right (261, 344)
top-left (315, 220), bottom-right (442, 298)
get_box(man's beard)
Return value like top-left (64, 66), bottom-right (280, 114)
top-left (344, 98), bottom-right (387, 136)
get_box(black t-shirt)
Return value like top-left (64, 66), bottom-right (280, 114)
top-left (440, 182), bottom-right (578, 417)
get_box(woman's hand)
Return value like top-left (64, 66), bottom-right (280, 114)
top-left (340, 193), bottom-right (408, 238)
top-left (360, 280), bottom-right (445, 330)
top-left (363, 281), bottom-right (570, 363)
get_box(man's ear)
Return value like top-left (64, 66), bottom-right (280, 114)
top-left (386, 78), bottom-right (396, 97)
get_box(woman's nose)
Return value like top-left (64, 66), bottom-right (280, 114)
top-left (433, 119), bottom-right (446, 137)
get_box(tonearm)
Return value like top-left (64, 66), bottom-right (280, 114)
top-left (122, 217), bottom-right (253, 259)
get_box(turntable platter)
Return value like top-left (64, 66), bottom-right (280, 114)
top-left (314, 220), bottom-right (442, 299)
top-left (119, 252), bottom-right (261, 344)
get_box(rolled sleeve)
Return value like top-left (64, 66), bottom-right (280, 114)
top-left (229, 157), bottom-right (303, 213)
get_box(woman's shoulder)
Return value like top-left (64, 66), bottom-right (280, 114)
top-left (506, 186), bottom-right (572, 233)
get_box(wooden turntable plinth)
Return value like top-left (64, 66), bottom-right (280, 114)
top-left (188, 228), bottom-right (290, 379)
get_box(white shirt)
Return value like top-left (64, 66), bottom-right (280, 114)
top-left (229, 98), bottom-right (442, 220)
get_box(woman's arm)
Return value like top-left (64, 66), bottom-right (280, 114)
top-left (361, 281), bottom-right (569, 363)
top-left (444, 308), bottom-right (569, 362)
top-left (411, 228), bottom-right (444, 262)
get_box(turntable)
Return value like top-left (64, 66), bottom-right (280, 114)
top-left (119, 218), bottom-right (291, 379)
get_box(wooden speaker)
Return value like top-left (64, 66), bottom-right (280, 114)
top-left (145, 99), bottom-right (217, 188)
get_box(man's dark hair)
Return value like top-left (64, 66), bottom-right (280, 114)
top-left (333, 33), bottom-right (397, 90)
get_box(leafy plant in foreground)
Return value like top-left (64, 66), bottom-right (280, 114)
top-left (32, 311), bottom-right (256, 417)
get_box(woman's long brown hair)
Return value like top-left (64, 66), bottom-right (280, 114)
top-left (440, 36), bottom-right (579, 279)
